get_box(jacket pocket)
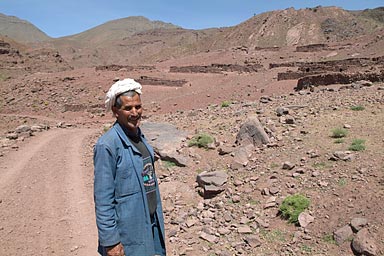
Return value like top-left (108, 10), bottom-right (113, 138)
top-left (116, 194), bottom-right (146, 245)
top-left (115, 162), bottom-right (141, 197)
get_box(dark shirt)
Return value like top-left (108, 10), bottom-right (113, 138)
top-left (124, 127), bottom-right (158, 216)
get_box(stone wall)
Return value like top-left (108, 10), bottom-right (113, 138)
top-left (296, 71), bottom-right (384, 90)
top-left (170, 63), bottom-right (262, 74)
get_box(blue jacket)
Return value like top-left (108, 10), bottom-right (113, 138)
top-left (94, 122), bottom-right (166, 255)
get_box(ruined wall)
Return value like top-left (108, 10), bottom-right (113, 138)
top-left (170, 63), bottom-right (262, 74)
top-left (296, 71), bottom-right (384, 90)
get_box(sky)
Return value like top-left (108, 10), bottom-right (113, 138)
top-left (1, 0), bottom-right (383, 38)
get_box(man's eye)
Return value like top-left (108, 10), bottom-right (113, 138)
top-left (124, 106), bottom-right (133, 111)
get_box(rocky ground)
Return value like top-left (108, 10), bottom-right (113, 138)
top-left (1, 78), bottom-right (382, 255)
top-left (148, 82), bottom-right (384, 256)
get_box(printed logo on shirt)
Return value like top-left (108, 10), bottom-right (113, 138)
top-left (142, 156), bottom-right (156, 193)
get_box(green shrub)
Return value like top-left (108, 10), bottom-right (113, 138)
top-left (221, 101), bottom-right (231, 108)
top-left (0, 72), bottom-right (9, 81)
top-left (188, 133), bottom-right (214, 149)
top-left (334, 138), bottom-right (345, 144)
top-left (196, 169), bottom-right (203, 174)
top-left (260, 229), bottom-right (287, 242)
top-left (279, 194), bottom-right (310, 224)
top-left (337, 178), bottom-right (347, 186)
top-left (312, 162), bottom-right (327, 169)
top-left (270, 162), bottom-right (280, 169)
top-left (350, 105), bottom-right (365, 111)
top-left (322, 234), bottom-right (336, 244)
top-left (349, 139), bottom-right (366, 151)
top-left (301, 244), bottom-right (312, 253)
top-left (162, 160), bottom-right (176, 169)
top-left (249, 199), bottom-right (260, 205)
top-left (331, 128), bottom-right (348, 138)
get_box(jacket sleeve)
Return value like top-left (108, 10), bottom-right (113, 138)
top-left (94, 142), bottom-right (120, 247)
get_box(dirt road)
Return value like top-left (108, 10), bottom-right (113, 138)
top-left (0, 128), bottom-right (98, 255)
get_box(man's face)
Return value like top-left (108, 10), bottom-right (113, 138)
top-left (112, 93), bottom-right (143, 133)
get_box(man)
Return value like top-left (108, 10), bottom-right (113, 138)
top-left (94, 78), bottom-right (166, 256)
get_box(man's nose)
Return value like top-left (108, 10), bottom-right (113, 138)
top-left (130, 107), bottom-right (138, 115)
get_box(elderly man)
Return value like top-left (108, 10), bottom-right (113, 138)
top-left (94, 78), bottom-right (166, 256)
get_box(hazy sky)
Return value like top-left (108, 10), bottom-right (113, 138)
top-left (1, 0), bottom-right (383, 38)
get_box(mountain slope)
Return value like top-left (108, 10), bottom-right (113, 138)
top-left (53, 6), bottom-right (384, 67)
top-left (60, 16), bottom-right (181, 46)
top-left (0, 13), bottom-right (51, 43)
top-left (1, 6), bottom-right (383, 67)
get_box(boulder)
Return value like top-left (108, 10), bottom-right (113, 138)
top-left (333, 225), bottom-right (353, 245)
top-left (352, 229), bottom-right (378, 256)
top-left (141, 121), bottom-right (189, 166)
top-left (298, 212), bottom-right (314, 228)
top-left (231, 144), bottom-right (254, 169)
top-left (196, 170), bottom-right (228, 198)
top-left (15, 125), bottom-right (31, 133)
top-left (329, 151), bottom-right (354, 161)
top-left (351, 218), bottom-right (368, 232)
top-left (236, 115), bottom-right (270, 147)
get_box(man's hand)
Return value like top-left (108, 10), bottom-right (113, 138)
top-left (106, 242), bottom-right (125, 256)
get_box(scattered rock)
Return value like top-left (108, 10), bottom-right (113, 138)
top-left (284, 115), bottom-right (296, 124)
top-left (185, 218), bottom-right (198, 228)
top-left (260, 96), bottom-right (272, 103)
top-left (57, 122), bottom-right (73, 128)
top-left (353, 80), bottom-right (373, 87)
top-left (232, 195), bottom-right (241, 203)
top-left (330, 151), bottom-right (354, 161)
top-left (298, 212), bottom-right (314, 228)
top-left (231, 144), bottom-right (254, 169)
top-left (307, 149), bottom-right (320, 158)
top-left (31, 124), bottom-right (49, 132)
top-left (15, 125), bottom-right (31, 133)
top-left (237, 225), bottom-right (252, 234)
top-left (218, 227), bottom-right (231, 235)
top-left (236, 115), bottom-right (270, 147)
top-left (282, 161), bottom-right (295, 170)
top-left (276, 107), bottom-right (289, 116)
top-left (196, 170), bottom-right (228, 198)
top-left (350, 217), bottom-right (368, 232)
top-left (333, 225), bottom-right (353, 245)
top-left (351, 229), bottom-right (378, 256)
top-left (199, 231), bottom-right (219, 243)
top-left (244, 235), bottom-right (262, 248)
top-left (217, 145), bottom-right (233, 155)
top-left (269, 186), bottom-right (280, 195)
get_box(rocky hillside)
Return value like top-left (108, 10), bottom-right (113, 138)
top-left (204, 6), bottom-right (384, 49)
top-left (0, 35), bottom-right (72, 79)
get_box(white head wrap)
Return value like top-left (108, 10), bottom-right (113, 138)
top-left (105, 78), bottom-right (142, 112)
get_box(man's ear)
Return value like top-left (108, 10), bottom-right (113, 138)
top-left (112, 106), bottom-right (119, 118)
